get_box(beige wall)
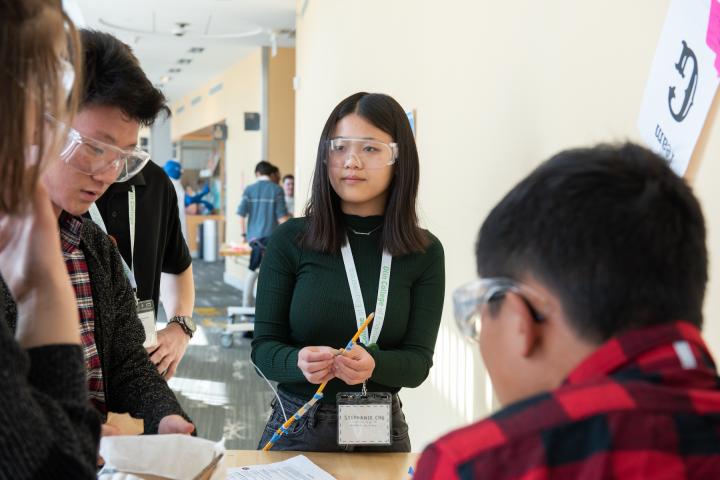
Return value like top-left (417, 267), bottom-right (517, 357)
top-left (171, 50), bottom-right (263, 281)
top-left (267, 47), bottom-right (296, 198)
top-left (295, 0), bottom-right (720, 450)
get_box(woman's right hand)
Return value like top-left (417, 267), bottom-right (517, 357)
top-left (297, 346), bottom-right (337, 384)
top-left (0, 185), bottom-right (79, 347)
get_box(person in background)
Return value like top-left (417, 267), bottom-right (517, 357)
top-left (185, 181), bottom-right (215, 215)
top-left (252, 92), bottom-right (445, 452)
top-left (283, 174), bottom-right (295, 216)
top-left (163, 158), bottom-right (187, 240)
top-left (269, 164), bottom-right (281, 185)
top-left (82, 30), bottom-right (196, 381)
top-left (0, 1), bottom-right (100, 477)
top-left (237, 161), bottom-right (290, 308)
top-left (415, 143), bottom-right (720, 479)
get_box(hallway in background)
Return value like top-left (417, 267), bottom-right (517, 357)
top-left (160, 260), bottom-right (274, 450)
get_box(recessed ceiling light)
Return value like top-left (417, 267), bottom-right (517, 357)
top-left (160, 75), bottom-right (171, 83)
top-left (189, 47), bottom-right (205, 54)
top-left (169, 68), bottom-right (182, 73)
top-left (177, 58), bottom-right (192, 65)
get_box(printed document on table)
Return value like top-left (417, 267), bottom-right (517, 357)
top-left (226, 454), bottom-right (337, 479)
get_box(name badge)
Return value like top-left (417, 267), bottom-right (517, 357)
top-left (137, 299), bottom-right (157, 349)
top-left (337, 392), bottom-right (392, 446)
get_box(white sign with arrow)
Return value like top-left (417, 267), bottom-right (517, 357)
top-left (638, 0), bottom-right (720, 176)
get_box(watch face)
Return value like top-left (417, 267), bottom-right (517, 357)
top-left (184, 316), bottom-right (197, 332)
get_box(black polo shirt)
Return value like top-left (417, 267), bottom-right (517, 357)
top-left (89, 161), bottom-right (192, 314)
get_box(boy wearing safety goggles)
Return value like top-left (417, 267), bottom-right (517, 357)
top-left (416, 143), bottom-right (720, 479)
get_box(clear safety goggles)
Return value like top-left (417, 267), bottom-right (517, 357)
top-left (453, 277), bottom-right (544, 342)
top-left (326, 137), bottom-right (398, 170)
top-left (46, 115), bottom-right (151, 182)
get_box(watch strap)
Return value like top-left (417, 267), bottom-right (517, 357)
top-left (169, 315), bottom-right (194, 338)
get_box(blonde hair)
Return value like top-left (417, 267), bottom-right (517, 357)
top-left (0, 0), bottom-right (82, 213)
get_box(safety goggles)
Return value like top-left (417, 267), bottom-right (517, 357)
top-left (47, 115), bottom-right (151, 182)
top-left (326, 137), bottom-right (398, 170)
top-left (453, 277), bottom-right (544, 342)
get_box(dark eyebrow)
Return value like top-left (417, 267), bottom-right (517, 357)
top-left (92, 130), bottom-right (136, 150)
top-left (94, 130), bottom-right (117, 144)
top-left (333, 136), bottom-right (381, 141)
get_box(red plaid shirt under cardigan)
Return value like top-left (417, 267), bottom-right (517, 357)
top-left (59, 211), bottom-right (106, 413)
top-left (416, 321), bottom-right (720, 479)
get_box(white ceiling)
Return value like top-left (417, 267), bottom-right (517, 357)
top-left (70, 0), bottom-right (296, 102)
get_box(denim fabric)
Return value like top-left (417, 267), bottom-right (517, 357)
top-left (248, 237), bottom-right (269, 272)
top-left (258, 389), bottom-right (411, 452)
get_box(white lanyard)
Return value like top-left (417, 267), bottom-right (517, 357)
top-left (128, 186), bottom-right (136, 268)
top-left (88, 187), bottom-right (137, 290)
top-left (340, 237), bottom-right (392, 346)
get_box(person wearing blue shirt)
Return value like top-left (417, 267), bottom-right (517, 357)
top-left (237, 161), bottom-right (290, 307)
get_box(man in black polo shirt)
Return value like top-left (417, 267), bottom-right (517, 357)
top-left (83, 30), bottom-right (195, 380)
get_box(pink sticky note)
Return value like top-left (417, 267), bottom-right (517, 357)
top-left (707, 0), bottom-right (720, 75)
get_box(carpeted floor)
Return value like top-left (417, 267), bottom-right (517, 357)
top-left (160, 259), bottom-right (275, 450)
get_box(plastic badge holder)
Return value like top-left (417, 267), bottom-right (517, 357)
top-left (337, 392), bottom-right (392, 446)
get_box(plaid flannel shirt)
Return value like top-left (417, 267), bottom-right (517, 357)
top-left (60, 211), bottom-right (106, 413)
top-left (416, 321), bottom-right (720, 479)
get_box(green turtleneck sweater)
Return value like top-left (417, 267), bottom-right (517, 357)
top-left (251, 214), bottom-right (445, 403)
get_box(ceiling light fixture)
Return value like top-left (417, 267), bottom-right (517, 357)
top-left (98, 18), bottom-right (263, 39)
top-left (189, 47), bottom-right (205, 54)
top-left (177, 58), bottom-right (192, 65)
top-left (172, 22), bottom-right (190, 37)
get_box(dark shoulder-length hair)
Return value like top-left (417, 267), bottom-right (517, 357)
top-left (301, 92), bottom-right (429, 256)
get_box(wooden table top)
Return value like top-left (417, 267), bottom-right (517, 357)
top-left (223, 450), bottom-right (419, 479)
top-left (219, 243), bottom-right (252, 256)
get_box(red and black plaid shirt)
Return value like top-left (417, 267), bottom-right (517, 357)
top-left (59, 212), bottom-right (106, 413)
top-left (416, 321), bottom-right (720, 479)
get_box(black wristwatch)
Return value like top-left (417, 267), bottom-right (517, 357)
top-left (169, 315), bottom-right (196, 338)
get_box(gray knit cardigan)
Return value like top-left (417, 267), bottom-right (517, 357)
top-left (2, 217), bottom-right (191, 435)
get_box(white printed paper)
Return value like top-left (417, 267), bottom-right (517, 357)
top-left (227, 455), bottom-right (336, 480)
top-left (638, 0), bottom-right (720, 175)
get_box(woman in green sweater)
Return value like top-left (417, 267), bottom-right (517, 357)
top-left (252, 92), bottom-right (445, 452)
